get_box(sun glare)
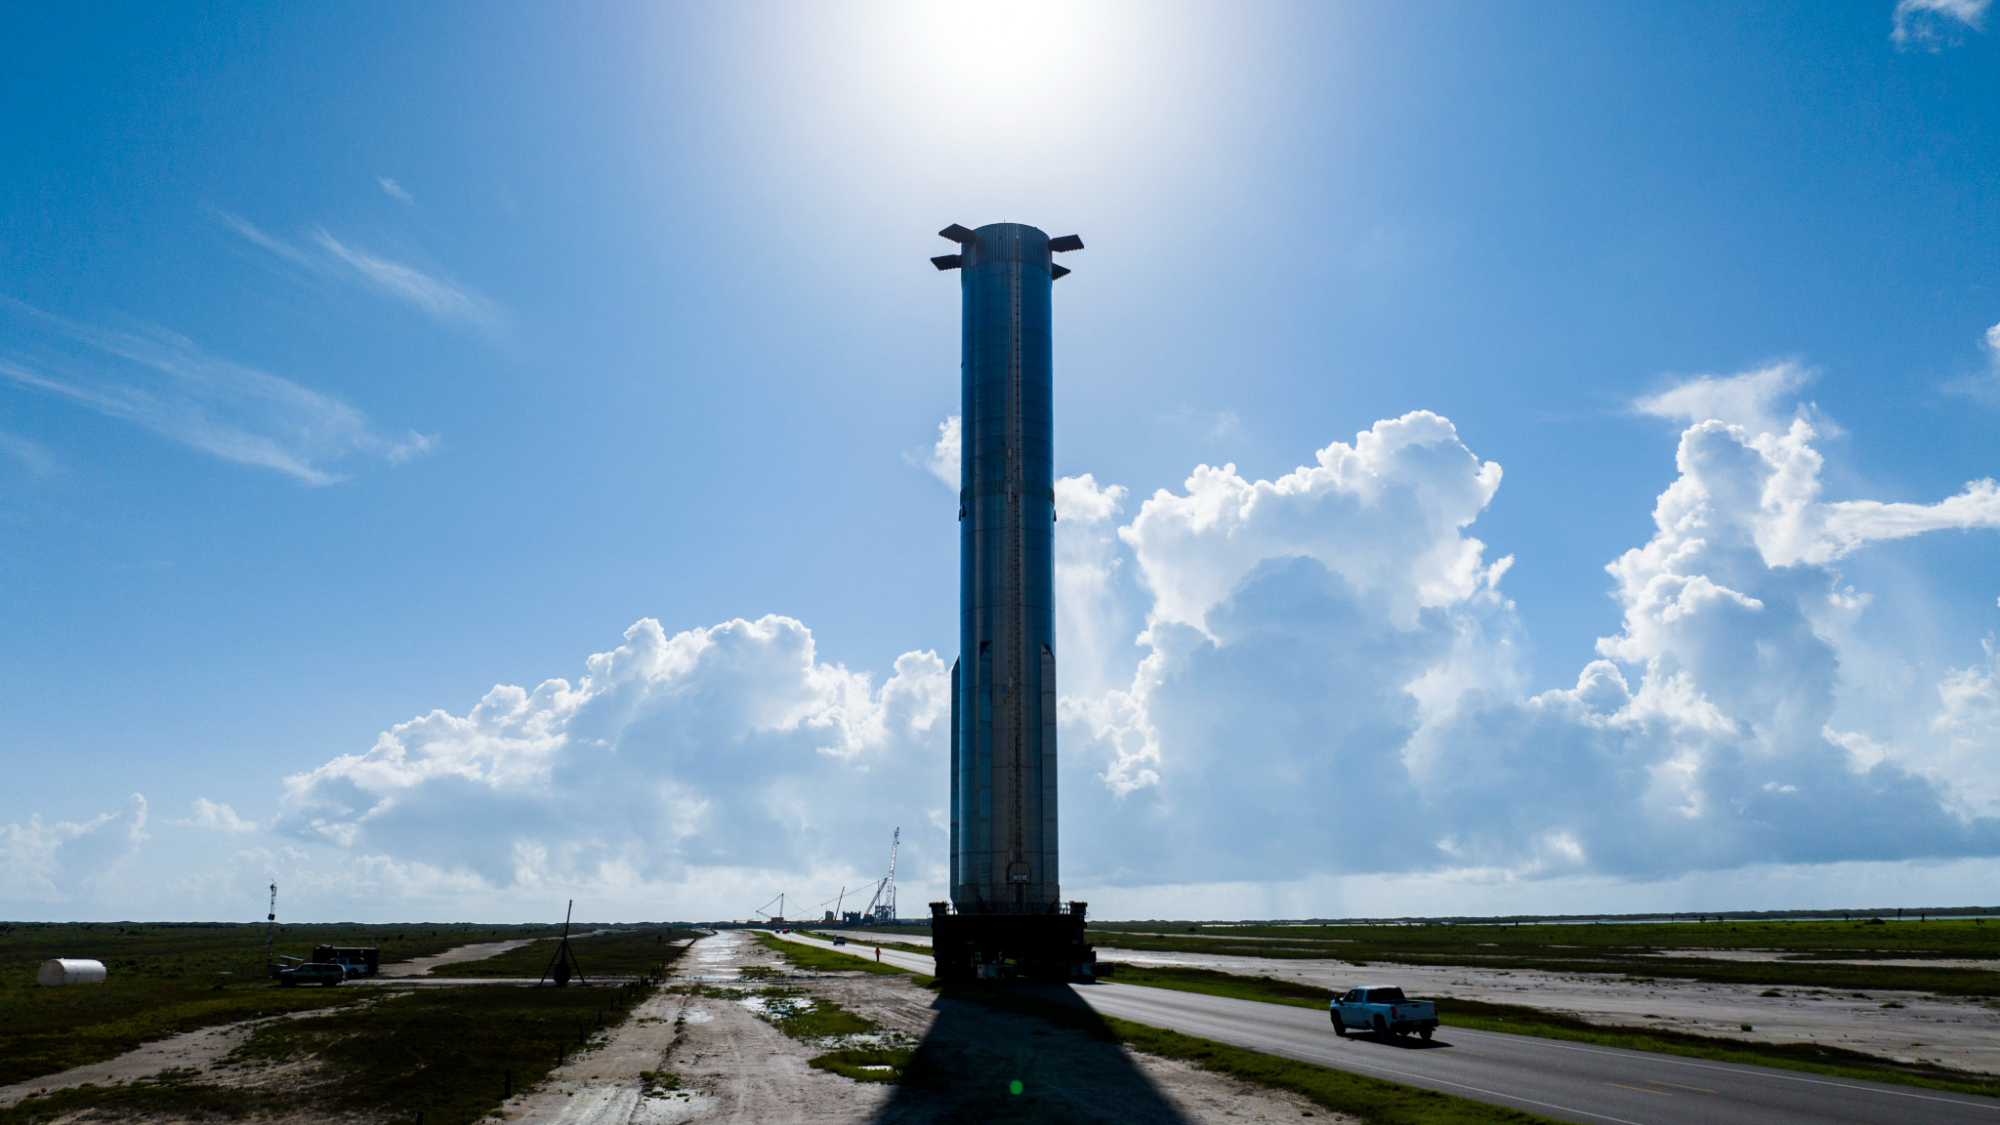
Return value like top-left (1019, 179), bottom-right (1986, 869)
top-left (887, 0), bottom-right (1133, 138)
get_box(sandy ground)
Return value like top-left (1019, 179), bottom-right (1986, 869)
top-left (378, 938), bottom-right (537, 977)
top-left (0, 1020), bottom-right (263, 1107)
top-left (539, 929), bottom-right (1348, 1125)
top-left (0, 998), bottom-right (377, 1110)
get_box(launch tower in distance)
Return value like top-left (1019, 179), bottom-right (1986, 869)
top-left (928, 221), bottom-right (1100, 982)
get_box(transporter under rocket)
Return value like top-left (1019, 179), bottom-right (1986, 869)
top-left (928, 221), bottom-right (1101, 982)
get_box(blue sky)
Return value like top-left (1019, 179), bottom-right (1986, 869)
top-left (4, 1), bottom-right (1999, 922)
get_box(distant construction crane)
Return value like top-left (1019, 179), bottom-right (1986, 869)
top-left (819, 886), bottom-right (847, 923)
top-left (755, 893), bottom-right (791, 923)
top-left (859, 828), bottom-right (899, 924)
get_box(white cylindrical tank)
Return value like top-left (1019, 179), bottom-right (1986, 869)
top-left (36, 958), bottom-right (108, 986)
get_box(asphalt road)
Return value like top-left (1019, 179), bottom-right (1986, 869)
top-left (770, 931), bottom-right (2000, 1125)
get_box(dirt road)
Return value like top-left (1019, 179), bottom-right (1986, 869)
top-left (551, 930), bottom-right (1348, 1125)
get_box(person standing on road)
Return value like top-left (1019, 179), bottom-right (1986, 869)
top-left (875, 947), bottom-right (882, 962)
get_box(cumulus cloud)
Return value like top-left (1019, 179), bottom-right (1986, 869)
top-left (1, 795), bottom-right (147, 903)
top-left (221, 213), bottom-right (500, 332)
top-left (16, 368), bottom-right (2000, 921)
top-left (1636, 361), bottom-right (1813, 435)
top-left (0, 300), bottom-right (435, 484)
top-left (1945, 320), bottom-right (2000, 405)
top-left (173, 799), bottom-right (260, 834)
top-left (1892, 0), bottom-right (1991, 49)
top-left (276, 615), bottom-right (948, 904)
top-left (1059, 378), bottom-right (2000, 890)
top-left (912, 414), bottom-right (960, 489)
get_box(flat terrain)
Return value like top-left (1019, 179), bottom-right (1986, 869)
top-left (839, 919), bottom-right (2000, 1075)
top-left (776, 930), bottom-right (2000, 1125)
top-left (624, 930), bottom-right (1341, 1124)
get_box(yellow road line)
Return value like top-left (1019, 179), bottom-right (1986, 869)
top-left (1606, 1082), bottom-right (1672, 1096)
top-left (1647, 1080), bottom-right (1717, 1093)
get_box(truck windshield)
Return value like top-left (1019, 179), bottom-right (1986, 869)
top-left (1369, 988), bottom-right (1406, 1002)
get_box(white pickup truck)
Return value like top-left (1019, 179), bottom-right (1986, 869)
top-left (1330, 985), bottom-right (1438, 1040)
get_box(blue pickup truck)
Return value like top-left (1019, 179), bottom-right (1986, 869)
top-left (1331, 985), bottom-right (1438, 1040)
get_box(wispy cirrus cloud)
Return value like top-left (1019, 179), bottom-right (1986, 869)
top-left (1892, 0), bottom-right (1991, 50)
top-left (220, 213), bottom-right (500, 332)
top-left (378, 177), bottom-right (414, 204)
top-left (0, 300), bottom-right (436, 485)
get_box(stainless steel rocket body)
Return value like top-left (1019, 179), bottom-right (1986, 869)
top-left (949, 222), bottom-right (1060, 914)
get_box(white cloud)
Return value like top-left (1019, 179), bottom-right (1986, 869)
top-left (220, 213), bottom-right (500, 332)
top-left (172, 799), bottom-right (260, 834)
top-left (0, 301), bottom-right (434, 484)
top-left (912, 414), bottom-right (960, 489)
top-left (1118, 411), bottom-right (1508, 635)
top-left (1, 795), bottom-right (147, 903)
top-left (1892, 0), bottom-right (1991, 49)
top-left (1945, 319), bottom-right (2000, 404)
top-left (1057, 376), bottom-right (2000, 892)
top-left (313, 231), bottom-right (499, 330)
top-left (1635, 361), bottom-right (1813, 435)
top-left (378, 177), bottom-right (414, 204)
top-left (12, 368), bottom-right (2000, 921)
top-left (274, 615), bottom-right (949, 906)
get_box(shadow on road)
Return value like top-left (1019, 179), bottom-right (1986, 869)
top-left (1343, 1031), bottom-right (1452, 1050)
top-left (869, 984), bottom-right (1194, 1125)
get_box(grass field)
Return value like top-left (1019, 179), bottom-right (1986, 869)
top-left (1, 982), bottom-right (651, 1125)
top-left (1083, 917), bottom-right (2000, 996)
top-left (1107, 962), bottom-right (2000, 1100)
top-left (430, 925), bottom-right (700, 979)
top-left (0, 921), bottom-right (557, 1086)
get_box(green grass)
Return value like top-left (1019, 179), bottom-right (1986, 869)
top-left (753, 931), bottom-right (908, 975)
top-left (1083, 917), bottom-right (2000, 996)
top-left (2, 983), bottom-right (650, 1125)
top-left (749, 987), bottom-right (882, 1039)
top-left (1112, 962), bottom-right (2000, 1100)
top-left (940, 983), bottom-right (1565, 1125)
top-left (430, 925), bottom-right (699, 979)
top-left (0, 920), bottom-right (561, 1085)
top-left (810, 1046), bottom-right (914, 1083)
top-left (0, 1068), bottom-right (286, 1125)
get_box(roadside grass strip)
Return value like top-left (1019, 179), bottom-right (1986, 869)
top-left (939, 983), bottom-right (1566, 1125)
top-left (1112, 963), bottom-right (2000, 1100)
top-left (1085, 918), bottom-right (2000, 997)
top-left (753, 930), bottom-right (908, 975)
top-left (4, 981), bottom-right (664, 1125)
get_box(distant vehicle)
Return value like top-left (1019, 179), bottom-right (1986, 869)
top-left (311, 945), bottom-right (379, 976)
top-left (831, 936), bottom-right (847, 946)
top-left (278, 962), bottom-right (346, 987)
top-left (1331, 985), bottom-right (1437, 1040)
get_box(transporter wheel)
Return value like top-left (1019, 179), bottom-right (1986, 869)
top-left (1331, 1013), bottom-right (1346, 1037)
top-left (1373, 1016), bottom-right (1389, 1039)
top-left (1420, 1028), bottom-right (1433, 1042)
